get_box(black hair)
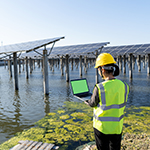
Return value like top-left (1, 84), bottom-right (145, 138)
top-left (99, 63), bottom-right (120, 76)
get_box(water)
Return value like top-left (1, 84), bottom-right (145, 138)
top-left (0, 61), bottom-right (150, 144)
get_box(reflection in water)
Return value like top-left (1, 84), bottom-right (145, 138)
top-left (66, 82), bottom-right (71, 101)
top-left (13, 91), bottom-right (21, 127)
top-left (44, 95), bottom-right (50, 115)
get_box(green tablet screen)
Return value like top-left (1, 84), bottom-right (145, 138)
top-left (71, 79), bottom-right (89, 94)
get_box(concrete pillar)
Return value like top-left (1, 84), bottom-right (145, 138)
top-left (18, 59), bottom-right (21, 73)
top-left (7, 59), bottom-right (10, 71)
top-left (95, 51), bottom-right (99, 84)
top-left (147, 54), bottom-right (150, 75)
top-left (119, 55), bottom-right (122, 72)
top-left (116, 56), bottom-right (119, 66)
top-left (84, 56), bottom-right (87, 73)
top-left (132, 56), bottom-right (136, 70)
top-left (145, 55), bottom-right (148, 67)
top-left (22, 59), bottom-right (25, 71)
top-left (33, 59), bottom-right (35, 69)
top-left (60, 56), bottom-right (64, 76)
top-left (65, 54), bottom-right (69, 82)
top-left (137, 55), bottom-right (141, 72)
top-left (79, 55), bottom-right (82, 77)
top-left (71, 58), bottom-right (73, 71)
top-left (48, 59), bottom-right (50, 70)
top-left (75, 58), bottom-right (79, 69)
top-left (29, 58), bottom-right (33, 74)
top-left (41, 59), bottom-right (43, 71)
top-left (52, 58), bottom-right (54, 72)
top-left (49, 59), bottom-right (52, 71)
top-left (43, 49), bottom-right (49, 95)
top-left (8, 56), bottom-right (12, 78)
top-left (25, 57), bottom-right (29, 79)
top-left (38, 59), bottom-right (40, 68)
top-left (13, 52), bottom-right (19, 90)
top-left (57, 58), bottom-right (59, 69)
top-left (4, 60), bottom-right (6, 69)
top-left (143, 55), bottom-right (145, 69)
top-left (88, 58), bottom-right (91, 68)
top-left (129, 53), bottom-right (133, 79)
top-left (123, 55), bottom-right (126, 74)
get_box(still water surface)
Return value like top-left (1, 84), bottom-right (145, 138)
top-left (0, 62), bottom-right (150, 144)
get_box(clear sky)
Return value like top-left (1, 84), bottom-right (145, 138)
top-left (0, 0), bottom-right (150, 47)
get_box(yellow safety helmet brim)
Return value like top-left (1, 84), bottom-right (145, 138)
top-left (94, 53), bottom-right (116, 68)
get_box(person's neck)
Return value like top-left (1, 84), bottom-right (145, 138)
top-left (104, 75), bottom-right (115, 80)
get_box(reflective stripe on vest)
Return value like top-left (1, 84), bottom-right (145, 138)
top-left (97, 82), bottom-right (128, 111)
top-left (94, 113), bottom-right (124, 122)
top-left (94, 81), bottom-right (128, 122)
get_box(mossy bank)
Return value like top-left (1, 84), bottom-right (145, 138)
top-left (0, 102), bottom-right (150, 150)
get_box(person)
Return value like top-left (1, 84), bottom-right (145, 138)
top-left (84, 53), bottom-right (129, 150)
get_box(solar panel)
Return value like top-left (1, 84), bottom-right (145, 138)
top-left (132, 44), bottom-right (143, 48)
top-left (109, 49), bottom-right (120, 55)
top-left (134, 48), bottom-right (146, 53)
top-left (124, 45), bottom-right (134, 48)
top-left (0, 37), bottom-right (64, 54)
top-left (144, 48), bottom-right (150, 53)
top-left (102, 48), bottom-right (111, 53)
top-left (140, 44), bottom-right (150, 48)
top-left (48, 42), bottom-right (109, 56)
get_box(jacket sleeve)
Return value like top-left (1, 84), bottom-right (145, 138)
top-left (87, 86), bottom-right (100, 107)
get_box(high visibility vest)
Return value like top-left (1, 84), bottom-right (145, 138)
top-left (93, 79), bottom-right (129, 134)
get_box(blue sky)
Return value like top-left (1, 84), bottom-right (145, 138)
top-left (0, 0), bottom-right (150, 47)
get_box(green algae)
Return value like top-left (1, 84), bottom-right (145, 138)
top-left (123, 106), bottom-right (150, 135)
top-left (0, 102), bottom-right (150, 150)
top-left (60, 114), bottom-right (70, 120)
top-left (57, 110), bottom-right (66, 114)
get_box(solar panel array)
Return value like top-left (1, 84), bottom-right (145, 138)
top-left (2, 39), bottom-right (150, 60)
top-left (0, 37), bottom-right (64, 55)
top-left (103, 43), bottom-right (150, 55)
top-left (28, 42), bottom-right (150, 59)
top-left (21, 42), bottom-right (109, 58)
top-left (51, 42), bottom-right (109, 55)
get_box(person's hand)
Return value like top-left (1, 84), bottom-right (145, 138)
top-left (84, 100), bottom-right (89, 105)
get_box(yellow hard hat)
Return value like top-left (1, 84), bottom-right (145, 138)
top-left (94, 53), bottom-right (116, 68)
